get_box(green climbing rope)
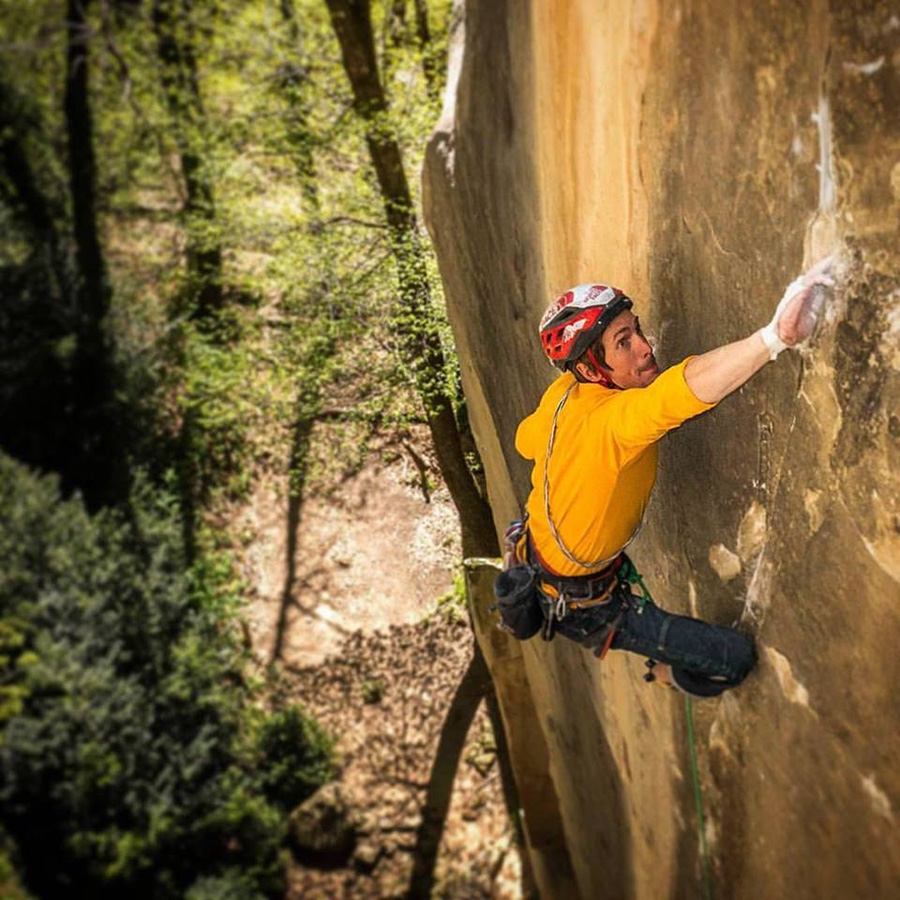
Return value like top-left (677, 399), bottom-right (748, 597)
top-left (621, 557), bottom-right (710, 897)
top-left (618, 556), bottom-right (653, 611)
top-left (684, 695), bottom-right (714, 900)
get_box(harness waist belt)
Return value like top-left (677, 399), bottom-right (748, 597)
top-left (527, 534), bottom-right (624, 605)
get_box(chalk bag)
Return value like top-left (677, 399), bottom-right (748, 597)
top-left (492, 565), bottom-right (544, 640)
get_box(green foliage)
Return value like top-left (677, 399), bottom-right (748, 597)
top-left (0, 2), bottom-right (480, 889)
top-left (360, 677), bottom-right (385, 704)
top-left (3, 0), bottom-right (464, 513)
top-left (184, 873), bottom-right (268, 900)
top-left (437, 567), bottom-right (467, 611)
top-left (0, 454), bottom-right (337, 899)
top-left (0, 828), bottom-right (35, 900)
top-left (180, 322), bottom-right (263, 502)
top-left (256, 704), bottom-right (336, 812)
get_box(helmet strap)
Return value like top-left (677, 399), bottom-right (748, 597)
top-left (583, 347), bottom-right (620, 390)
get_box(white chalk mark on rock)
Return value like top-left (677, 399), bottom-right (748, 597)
top-left (882, 287), bottom-right (900, 371)
top-left (737, 501), bottom-right (767, 562)
top-left (804, 489), bottom-right (824, 534)
top-left (843, 56), bottom-right (885, 76)
top-left (765, 647), bottom-right (814, 710)
top-left (797, 358), bottom-right (843, 449)
top-left (812, 93), bottom-right (835, 214)
top-left (861, 536), bottom-right (900, 585)
top-left (688, 578), bottom-right (699, 618)
top-left (709, 543), bottom-right (741, 582)
top-left (741, 554), bottom-right (771, 627)
top-left (861, 774), bottom-right (895, 821)
top-left (806, 85), bottom-right (838, 261)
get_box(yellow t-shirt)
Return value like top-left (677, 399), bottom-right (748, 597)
top-left (515, 359), bottom-right (715, 577)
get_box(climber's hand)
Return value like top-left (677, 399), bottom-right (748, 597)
top-left (759, 256), bottom-right (835, 358)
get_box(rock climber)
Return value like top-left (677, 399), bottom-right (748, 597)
top-left (499, 259), bottom-right (834, 697)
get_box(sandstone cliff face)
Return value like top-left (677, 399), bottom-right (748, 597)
top-left (424, 2), bottom-right (900, 898)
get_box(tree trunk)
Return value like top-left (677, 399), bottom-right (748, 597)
top-left (382, 0), bottom-right (407, 89)
top-left (66, 0), bottom-right (109, 330)
top-left (152, 0), bottom-right (225, 549)
top-left (0, 81), bottom-right (68, 295)
top-left (412, 0), bottom-right (440, 103)
top-left (64, 0), bottom-right (121, 509)
top-left (324, 0), bottom-right (498, 558)
top-left (278, 0), bottom-right (323, 218)
top-left (152, 0), bottom-right (223, 330)
top-left (408, 638), bottom-right (493, 899)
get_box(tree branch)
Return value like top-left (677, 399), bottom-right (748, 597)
top-left (323, 215), bottom-right (388, 230)
top-left (99, 0), bottom-right (186, 204)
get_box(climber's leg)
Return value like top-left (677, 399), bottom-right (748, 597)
top-left (611, 597), bottom-right (756, 698)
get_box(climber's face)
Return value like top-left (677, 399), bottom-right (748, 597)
top-left (600, 309), bottom-right (659, 389)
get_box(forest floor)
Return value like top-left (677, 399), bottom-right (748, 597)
top-left (235, 433), bottom-right (525, 899)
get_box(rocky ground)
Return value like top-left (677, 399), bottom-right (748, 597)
top-left (236, 439), bottom-right (526, 898)
top-left (281, 610), bottom-right (525, 899)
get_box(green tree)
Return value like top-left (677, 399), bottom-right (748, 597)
top-left (0, 69), bottom-right (75, 481)
top-left (64, 0), bottom-right (124, 509)
top-left (0, 76), bottom-right (68, 297)
top-left (0, 453), bottom-right (335, 898)
top-left (152, 0), bottom-right (225, 330)
top-left (324, 0), bottom-right (498, 558)
top-left (0, 3), bottom-right (124, 510)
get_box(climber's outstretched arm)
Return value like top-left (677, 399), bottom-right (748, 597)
top-left (684, 333), bottom-right (770, 404)
top-left (685, 257), bottom-right (834, 404)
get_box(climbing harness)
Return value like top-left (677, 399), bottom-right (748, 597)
top-left (494, 514), bottom-right (633, 644)
top-left (532, 536), bottom-right (624, 633)
top-left (494, 509), bottom-right (657, 657)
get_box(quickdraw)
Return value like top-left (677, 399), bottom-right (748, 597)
top-left (617, 555), bottom-right (653, 613)
top-left (502, 518), bottom-right (529, 571)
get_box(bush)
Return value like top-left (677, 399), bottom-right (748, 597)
top-left (0, 828), bottom-right (35, 900)
top-left (256, 705), bottom-right (336, 812)
top-left (0, 454), bottom-right (332, 899)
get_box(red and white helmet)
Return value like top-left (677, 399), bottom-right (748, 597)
top-left (539, 283), bottom-right (632, 371)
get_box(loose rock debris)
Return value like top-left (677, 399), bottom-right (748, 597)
top-left (282, 610), bottom-right (525, 899)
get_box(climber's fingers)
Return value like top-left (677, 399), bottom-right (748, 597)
top-left (759, 255), bottom-right (835, 357)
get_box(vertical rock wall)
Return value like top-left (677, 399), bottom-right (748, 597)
top-left (425, 1), bottom-right (900, 897)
